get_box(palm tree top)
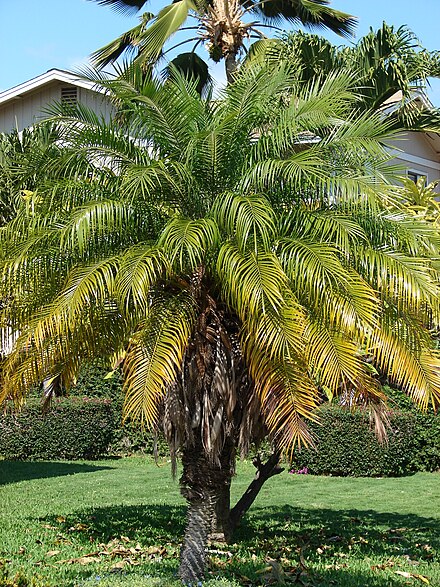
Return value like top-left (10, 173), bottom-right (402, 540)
top-left (89, 0), bottom-right (357, 84)
top-left (92, 0), bottom-right (357, 36)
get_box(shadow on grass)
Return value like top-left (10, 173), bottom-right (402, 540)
top-left (0, 460), bottom-right (115, 486)
top-left (43, 503), bottom-right (439, 586)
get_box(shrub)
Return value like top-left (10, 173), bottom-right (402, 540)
top-left (67, 363), bottom-right (169, 457)
top-left (1, 362), bottom-right (169, 460)
top-left (0, 397), bottom-right (115, 460)
top-left (290, 404), bottom-right (439, 477)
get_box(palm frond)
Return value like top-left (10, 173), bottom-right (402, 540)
top-left (212, 192), bottom-right (276, 252)
top-left (158, 216), bottom-right (219, 272)
top-left (367, 318), bottom-right (440, 410)
top-left (91, 0), bottom-right (149, 15)
top-left (123, 293), bottom-right (195, 426)
top-left (217, 243), bottom-right (288, 317)
top-left (115, 245), bottom-right (169, 313)
top-left (130, 0), bottom-right (196, 67)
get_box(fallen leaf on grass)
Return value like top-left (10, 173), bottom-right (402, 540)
top-left (395, 571), bottom-right (430, 584)
top-left (56, 516), bottom-right (66, 523)
top-left (372, 560), bottom-right (395, 571)
top-left (46, 550), bottom-right (60, 558)
top-left (68, 523), bottom-right (89, 532)
top-left (56, 551), bottom-right (100, 565)
top-left (110, 560), bottom-right (128, 571)
top-left (76, 557), bottom-right (101, 565)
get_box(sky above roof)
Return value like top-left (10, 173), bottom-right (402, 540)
top-left (1, 0), bottom-right (440, 104)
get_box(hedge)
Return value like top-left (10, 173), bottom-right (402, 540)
top-left (2, 364), bottom-right (439, 472)
top-left (0, 397), bottom-right (115, 460)
top-left (0, 362), bottom-right (169, 459)
top-left (290, 404), bottom-right (440, 477)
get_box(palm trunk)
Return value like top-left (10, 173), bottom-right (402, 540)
top-left (209, 480), bottom-right (231, 541)
top-left (225, 52), bottom-right (239, 85)
top-left (208, 438), bottom-right (235, 542)
top-left (179, 491), bottom-right (211, 582)
top-left (179, 444), bottom-right (211, 582)
top-left (179, 439), bottom-right (235, 581)
top-left (179, 445), bottom-right (284, 579)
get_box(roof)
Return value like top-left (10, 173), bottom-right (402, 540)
top-left (382, 89), bottom-right (440, 154)
top-left (0, 68), bottom-right (106, 107)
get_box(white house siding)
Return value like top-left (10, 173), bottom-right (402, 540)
top-left (80, 87), bottom-right (114, 122)
top-left (0, 82), bottom-right (114, 134)
top-left (386, 131), bottom-right (440, 190)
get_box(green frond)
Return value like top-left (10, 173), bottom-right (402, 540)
top-left (123, 293), bottom-right (195, 426)
top-left (158, 216), bottom-right (219, 272)
top-left (217, 243), bottom-right (288, 318)
top-left (59, 258), bottom-right (119, 320)
top-left (91, 13), bottom-right (155, 69)
top-left (366, 319), bottom-right (440, 410)
top-left (278, 237), bottom-right (346, 299)
top-left (279, 208), bottom-right (367, 252)
top-left (246, 345), bottom-right (319, 452)
top-left (304, 319), bottom-right (365, 391)
top-left (1, 299), bottom-right (127, 405)
top-left (115, 245), bottom-right (169, 313)
top-left (212, 192), bottom-right (276, 252)
top-left (121, 160), bottom-right (191, 205)
top-left (253, 0), bottom-right (357, 39)
top-left (130, 0), bottom-right (196, 67)
top-left (242, 295), bottom-right (307, 363)
top-left (59, 200), bottom-right (137, 256)
top-left (241, 149), bottom-right (329, 194)
top-left (354, 246), bottom-right (439, 311)
top-left (277, 237), bottom-right (379, 329)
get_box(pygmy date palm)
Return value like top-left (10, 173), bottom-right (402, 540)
top-left (2, 63), bottom-right (440, 582)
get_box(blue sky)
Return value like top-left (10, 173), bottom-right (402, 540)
top-left (1, 0), bottom-right (440, 103)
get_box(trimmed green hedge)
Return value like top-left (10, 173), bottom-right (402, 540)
top-left (0, 363), bottom-right (168, 460)
top-left (0, 398), bottom-right (115, 460)
top-left (69, 363), bottom-right (168, 455)
top-left (3, 365), bottom-right (438, 472)
top-left (290, 404), bottom-right (440, 477)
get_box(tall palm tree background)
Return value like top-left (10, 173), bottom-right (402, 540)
top-left (2, 61), bottom-right (440, 580)
top-left (89, 0), bottom-right (357, 82)
top-left (256, 23), bottom-right (440, 131)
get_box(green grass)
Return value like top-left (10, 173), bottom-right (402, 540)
top-left (0, 457), bottom-right (439, 586)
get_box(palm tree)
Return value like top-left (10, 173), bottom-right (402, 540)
top-left (0, 125), bottom-right (60, 226)
top-left (2, 63), bottom-right (440, 582)
top-left (89, 0), bottom-right (356, 82)
top-left (259, 23), bottom-right (440, 131)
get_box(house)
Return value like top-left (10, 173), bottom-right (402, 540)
top-left (0, 68), bottom-right (113, 133)
top-left (2, 69), bottom-right (440, 189)
top-left (391, 130), bottom-right (440, 187)
top-left (383, 90), bottom-right (440, 190)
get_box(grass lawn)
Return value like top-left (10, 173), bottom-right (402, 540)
top-left (0, 457), bottom-right (439, 586)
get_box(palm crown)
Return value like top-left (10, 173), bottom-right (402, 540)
top-left (3, 61), bottom-right (440, 441)
top-left (89, 0), bottom-right (356, 82)
top-left (2, 62), bottom-right (440, 581)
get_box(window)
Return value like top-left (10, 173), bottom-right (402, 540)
top-left (407, 170), bottom-right (426, 184)
top-left (61, 86), bottom-right (78, 106)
